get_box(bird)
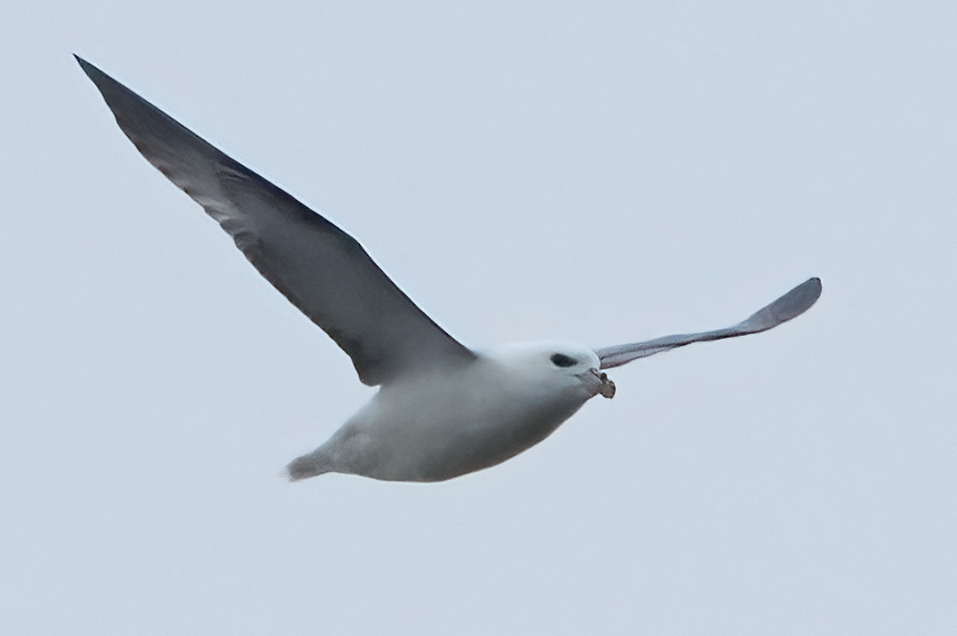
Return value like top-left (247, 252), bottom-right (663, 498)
top-left (75, 55), bottom-right (822, 483)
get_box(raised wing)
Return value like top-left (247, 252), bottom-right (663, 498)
top-left (595, 277), bottom-right (821, 369)
top-left (76, 56), bottom-right (476, 386)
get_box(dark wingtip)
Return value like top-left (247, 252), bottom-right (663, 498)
top-left (735, 276), bottom-right (822, 334)
top-left (767, 276), bottom-right (823, 324)
top-left (73, 55), bottom-right (117, 101)
top-left (73, 54), bottom-right (96, 77)
top-left (73, 54), bottom-right (118, 94)
top-left (792, 276), bottom-right (823, 312)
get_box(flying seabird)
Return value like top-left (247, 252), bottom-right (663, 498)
top-left (75, 56), bottom-right (822, 482)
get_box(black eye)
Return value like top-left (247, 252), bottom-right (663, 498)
top-left (550, 353), bottom-right (578, 368)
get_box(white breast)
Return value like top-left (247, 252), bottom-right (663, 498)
top-left (317, 356), bottom-right (597, 481)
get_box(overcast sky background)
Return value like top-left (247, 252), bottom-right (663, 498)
top-left (2, 1), bottom-right (954, 634)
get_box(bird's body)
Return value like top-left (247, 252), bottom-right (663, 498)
top-left (76, 56), bottom-right (821, 483)
top-left (289, 343), bottom-right (610, 481)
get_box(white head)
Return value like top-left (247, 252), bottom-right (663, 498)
top-left (485, 341), bottom-right (616, 401)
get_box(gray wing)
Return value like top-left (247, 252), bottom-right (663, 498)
top-left (76, 56), bottom-right (476, 386)
top-left (595, 277), bottom-right (821, 369)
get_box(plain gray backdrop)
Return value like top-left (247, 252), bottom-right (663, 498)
top-left (2, 1), bottom-right (954, 634)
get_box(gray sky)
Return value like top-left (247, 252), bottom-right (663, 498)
top-left (2, 1), bottom-right (954, 634)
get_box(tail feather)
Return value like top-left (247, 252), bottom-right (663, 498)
top-left (286, 451), bottom-right (331, 482)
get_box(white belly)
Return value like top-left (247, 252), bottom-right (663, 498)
top-left (315, 361), bottom-right (594, 481)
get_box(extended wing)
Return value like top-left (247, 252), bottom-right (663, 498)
top-left (595, 277), bottom-right (821, 369)
top-left (76, 56), bottom-right (476, 386)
